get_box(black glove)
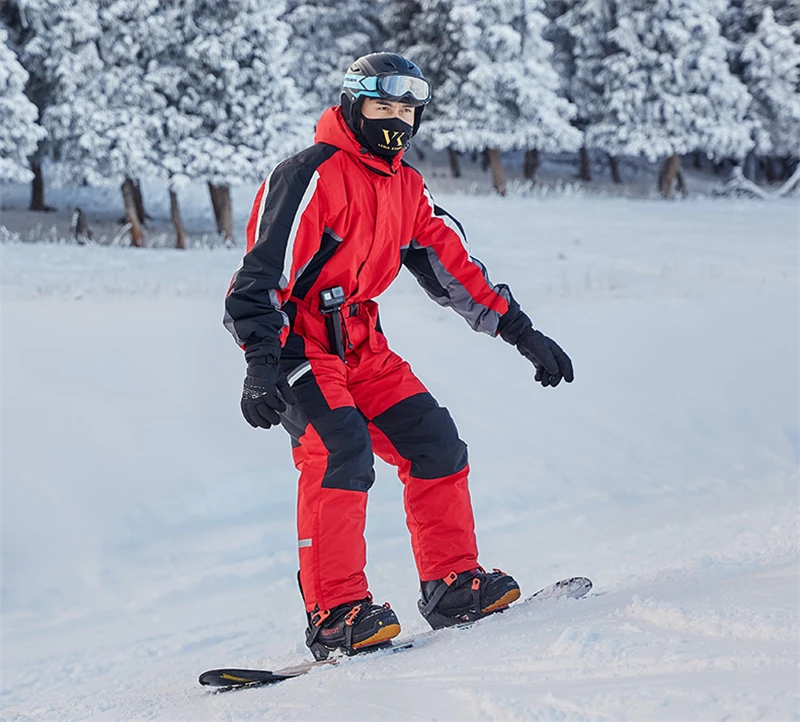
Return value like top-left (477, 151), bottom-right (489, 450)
top-left (515, 326), bottom-right (575, 388)
top-left (241, 351), bottom-right (296, 429)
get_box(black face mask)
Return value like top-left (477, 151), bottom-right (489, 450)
top-left (359, 116), bottom-right (414, 160)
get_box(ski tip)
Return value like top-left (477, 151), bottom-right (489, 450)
top-left (529, 576), bottom-right (593, 602)
top-left (199, 668), bottom-right (278, 688)
top-left (559, 576), bottom-right (592, 598)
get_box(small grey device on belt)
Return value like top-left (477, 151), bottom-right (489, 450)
top-left (319, 286), bottom-right (346, 360)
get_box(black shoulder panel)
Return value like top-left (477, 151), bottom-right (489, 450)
top-left (275, 143), bottom-right (340, 176)
top-left (224, 143), bottom-right (340, 350)
top-left (251, 142), bottom-right (339, 256)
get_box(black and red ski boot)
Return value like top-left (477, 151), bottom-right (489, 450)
top-left (418, 567), bottom-right (521, 630)
top-left (305, 597), bottom-right (401, 661)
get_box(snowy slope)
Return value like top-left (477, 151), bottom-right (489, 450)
top-left (1, 196), bottom-right (798, 721)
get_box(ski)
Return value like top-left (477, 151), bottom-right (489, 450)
top-left (199, 576), bottom-right (592, 691)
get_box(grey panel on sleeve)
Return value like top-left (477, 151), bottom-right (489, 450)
top-left (410, 239), bottom-right (511, 336)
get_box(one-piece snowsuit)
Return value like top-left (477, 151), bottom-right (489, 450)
top-left (224, 106), bottom-right (526, 613)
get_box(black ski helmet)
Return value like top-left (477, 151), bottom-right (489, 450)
top-left (341, 52), bottom-right (432, 139)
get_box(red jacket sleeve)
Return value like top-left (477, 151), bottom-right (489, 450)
top-left (404, 183), bottom-right (516, 336)
top-left (224, 150), bottom-right (332, 352)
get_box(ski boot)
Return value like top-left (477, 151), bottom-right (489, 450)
top-left (305, 595), bottom-right (401, 661)
top-left (418, 567), bottom-right (521, 630)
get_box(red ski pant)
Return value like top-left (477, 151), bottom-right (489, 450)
top-left (279, 310), bottom-right (479, 613)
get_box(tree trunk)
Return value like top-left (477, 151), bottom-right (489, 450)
top-left (481, 149), bottom-right (490, 172)
top-left (29, 159), bottom-right (54, 211)
top-left (675, 169), bottom-right (688, 196)
top-left (579, 146), bottom-right (591, 181)
top-left (743, 151), bottom-right (757, 181)
top-left (693, 151), bottom-right (703, 169)
top-left (447, 148), bottom-right (462, 178)
top-left (71, 207), bottom-right (92, 244)
top-left (762, 156), bottom-right (778, 183)
top-left (208, 182), bottom-right (233, 242)
top-left (132, 178), bottom-right (149, 224)
top-left (486, 148), bottom-right (507, 196)
top-left (659, 154), bottom-right (681, 199)
top-left (170, 187), bottom-right (187, 250)
top-left (524, 148), bottom-right (541, 181)
top-left (414, 145), bottom-right (426, 161)
top-left (121, 178), bottom-right (145, 247)
top-left (608, 155), bottom-right (622, 184)
top-left (208, 181), bottom-right (223, 232)
top-left (219, 184), bottom-right (233, 243)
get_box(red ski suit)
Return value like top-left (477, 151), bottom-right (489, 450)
top-left (225, 107), bottom-right (524, 613)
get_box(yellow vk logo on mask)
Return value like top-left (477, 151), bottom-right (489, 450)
top-left (381, 129), bottom-right (407, 148)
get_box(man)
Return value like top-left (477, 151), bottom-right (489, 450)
top-left (224, 53), bottom-right (574, 661)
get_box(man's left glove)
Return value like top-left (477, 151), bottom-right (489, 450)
top-left (241, 352), bottom-right (296, 429)
top-left (515, 326), bottom-right (575, 388)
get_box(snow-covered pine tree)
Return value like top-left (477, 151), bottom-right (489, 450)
top-left (145, 0), bottom-right (310, 245)
top-left (722, 0), bottom-right (800, 181)
top-left (424, 0), bottom-right (581, 194)
top-left (0, 24), bottom-right (44, 183)
top-left (41, 0), bottom-right (164, 245)
top-left (550, 0), bottom-right (617, 182)
top-left (1, 0), bottom-right (101, 209)
top-left (383, 0), bottom-right (465, 172)
top-left (586, 0), bottom-right (754, 198)
top-left (740, 8), bottom-right (800, 164)
top-left (43, 0), bottom-right (307, 247)
top-left (284, 0), bottom-right (384, 117)
top-left (385, 0), bottom-right (454, 88)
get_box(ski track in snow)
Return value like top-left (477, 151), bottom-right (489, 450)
top-left (1, 196), bottom-right (798, 721)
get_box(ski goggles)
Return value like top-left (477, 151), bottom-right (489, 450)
top-left (343, 73), bottom-right (432, 106)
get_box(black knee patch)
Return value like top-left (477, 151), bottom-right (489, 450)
top-left (371, 393), bottom-right (468, 479)
top-left (280, 370), bottom-right (375, 493)
top-left (316, 407), bottom-right (375, 492)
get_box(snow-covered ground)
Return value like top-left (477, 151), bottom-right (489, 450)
top-left (1, 194), bottom-right (798, 721)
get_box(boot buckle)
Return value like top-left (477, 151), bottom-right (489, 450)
top-left (344, 605), bottom-right (362, 626)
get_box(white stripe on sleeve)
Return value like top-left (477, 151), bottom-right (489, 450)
top-left (280, 170), bottom-right (321, 290)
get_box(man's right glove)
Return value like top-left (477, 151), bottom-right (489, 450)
top-left (241, 351), bottom-right (296, 429)
top-left (515, 326), bottom-right (575, 388)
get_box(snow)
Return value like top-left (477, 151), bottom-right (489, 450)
top-left (1, 194), bottom-right (798, 720)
